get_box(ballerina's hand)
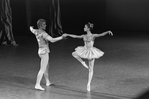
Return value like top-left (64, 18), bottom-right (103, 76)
top-left (109, 31), bottom-right (113, 36)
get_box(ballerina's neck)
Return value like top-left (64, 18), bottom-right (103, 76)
top-left (87, 31), bottom-right (92, 35)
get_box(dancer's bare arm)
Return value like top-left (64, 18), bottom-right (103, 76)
top-left (65, 33), bottom-right (84, 39)
top-left (93, 30), bottom-right (113, 38)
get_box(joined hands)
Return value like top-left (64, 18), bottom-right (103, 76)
top-left (62, 33), bottom-right (68, 37)
top-left (62, 33), bottom-right (69, 39)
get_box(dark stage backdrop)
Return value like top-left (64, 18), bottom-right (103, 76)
top-left (10, 0), bottom-right (63, 37)
top-left (9, 0), bottom-right (149, 36)
top-left (10, 0), bottom-right (27, 36)
top-left (106, 0), bottom-right (149, 33)
top-left (60, 0), bottom-right (106, 34)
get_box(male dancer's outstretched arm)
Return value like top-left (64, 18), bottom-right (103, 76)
top-left (30, 26), bottom-right (66, 43)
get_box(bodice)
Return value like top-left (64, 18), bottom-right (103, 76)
top-left (83, 35), bottom-right (94, 48)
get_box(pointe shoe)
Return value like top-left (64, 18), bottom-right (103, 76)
top-left (87, 85), bottom-right (91, 92)
top-left (82, 61), bottom-right (88, 69)
top-left (35, 85), bottom-right (45, 91)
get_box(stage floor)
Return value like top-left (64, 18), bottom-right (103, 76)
top-left (0, 35), bottom-right (149, 99)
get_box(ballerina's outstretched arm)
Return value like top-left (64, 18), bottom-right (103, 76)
top-left (64, 33), bottom-right (84, 39)
top-left (93, 30), bottom-right (113, 38)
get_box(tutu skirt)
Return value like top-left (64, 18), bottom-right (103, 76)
top-left (74, 46), bottom-right (104, 59)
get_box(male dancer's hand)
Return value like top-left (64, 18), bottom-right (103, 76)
top-left (30, 26), bottom-right (33, 28)
top-left (30, 26), bottom-right (34, 31)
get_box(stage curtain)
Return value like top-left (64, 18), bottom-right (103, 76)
top-left (49, 0), bottom-right (63, 37)
top-left (26, 0), bottom-right (63, 37)
top-left (0, 0), bottom-right (16, 44)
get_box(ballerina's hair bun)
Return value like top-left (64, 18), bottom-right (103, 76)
top-left (86, 22), bottom-right (94, 30)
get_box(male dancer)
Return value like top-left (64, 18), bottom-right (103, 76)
top-left (30, 19), bottom-right (66, 90)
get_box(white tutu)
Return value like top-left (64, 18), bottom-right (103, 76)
top-left (74, 46), bottom-right (104, 59)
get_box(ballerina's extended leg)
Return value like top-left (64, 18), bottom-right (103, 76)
top-left (72, 52), bottom-right (88, 69)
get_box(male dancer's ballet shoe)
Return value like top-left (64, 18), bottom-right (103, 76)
top-left (82, 61), bottom-right (88, 69)
top-left (87, 85), bottom-right (91, 92)
top-left (35, 85), bottom-right (45, 91)
top-left (46, 83), bottom-right (54, 86)
top-left (11, 41), bottom-right (19, 46)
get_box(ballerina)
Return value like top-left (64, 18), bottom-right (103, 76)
top-left (30, 19), bottom-right (66, 91)
top-left (65, 22), bottom-right (113, 91)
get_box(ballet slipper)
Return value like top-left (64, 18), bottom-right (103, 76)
top-left (35, 85), bottom-right (45, 91)
top-left (11, 41), bottom-right (18, 46)
top-left (82, 61), bottom-right (88, 69)
top-left (87, 85), bottom-right (91, 92)
top-left (45, 80), bottom-right (54, 86)
top-left (46, 82), bottom-right (53, 86)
